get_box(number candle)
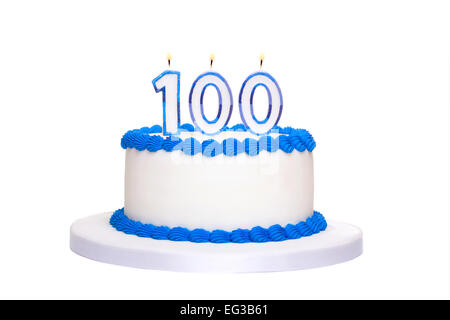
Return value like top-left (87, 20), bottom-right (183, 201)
top-left (189, 53), bottom-right (233, 135)
top-left (238, 54), bottom-right (283, 135)
top-left (152, 53), bottom-right (181, 135)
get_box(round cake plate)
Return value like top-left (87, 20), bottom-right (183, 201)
top-left (70, 212), bottom-right (363, 272)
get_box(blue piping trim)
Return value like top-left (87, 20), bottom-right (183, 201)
top-left (120, 123), bottom-right (316, 156)
top-left (110, 208), bottom-right (327, 243)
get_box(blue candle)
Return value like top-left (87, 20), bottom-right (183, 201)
top-left (238, 54), bottom-right (283, 135)
top-left (152, 53), bottom-right (181, 135)
top-left (188, 54), bottom-right (233, 135)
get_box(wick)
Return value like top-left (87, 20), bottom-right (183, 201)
top-left (209, 53), bottom-right (215, 70)
top-left (166, 53), bottom-right (172, 68)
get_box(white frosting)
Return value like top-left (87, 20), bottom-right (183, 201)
top-left (124, 132), bottom-right (314, 231)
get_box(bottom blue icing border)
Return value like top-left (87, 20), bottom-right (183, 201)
top-left (110, 208), bottom-right (327, 243)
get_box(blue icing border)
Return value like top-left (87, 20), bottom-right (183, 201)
top-left (120, 123), bottom-right (316, 156)
top-left (110, 208), bottom-right (327, 243)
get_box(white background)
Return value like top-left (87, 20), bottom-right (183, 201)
top-left (0, 0), bottom-right (448, 299)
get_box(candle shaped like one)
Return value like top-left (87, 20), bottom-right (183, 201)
top-left (152, 54), bottom-right (180, 135)
top-left (188, 54), bottom-right (233, 135)
top-left (238, 54), bottom-right (283, 135)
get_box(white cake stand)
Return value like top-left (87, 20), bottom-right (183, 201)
top-left (70, 212), bottom-right (362, 272)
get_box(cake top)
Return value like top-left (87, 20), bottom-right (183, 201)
top-left (121, 123), bottom-right (316, 157)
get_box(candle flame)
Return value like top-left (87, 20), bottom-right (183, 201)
top-left (210, 52), bottom-right (215, 69)
top-left (166, 52), bottom-right (172, 67)
top-left (259, 53), bottom-right (265, 69)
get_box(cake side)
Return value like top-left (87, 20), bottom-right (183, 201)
top-left (122, 124), bottom-right (316, 231)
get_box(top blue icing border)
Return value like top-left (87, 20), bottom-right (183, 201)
top-left (121, 123), bottom-right (316, 157)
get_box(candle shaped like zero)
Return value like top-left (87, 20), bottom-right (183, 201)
top-left (188, 53), bottom-right (233, 135)
top-left (238, 53), bottom-right (283, 135)
top-left (152, 53), bottom-right (181, 135)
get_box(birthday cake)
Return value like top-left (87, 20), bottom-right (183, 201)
top-left (70, 60), bottom-right (362, 271)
